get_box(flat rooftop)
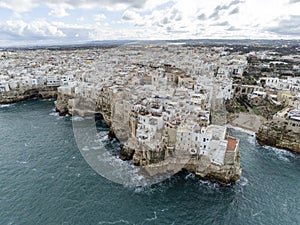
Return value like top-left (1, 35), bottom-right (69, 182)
top-left (226, 136), bottom-right (238, 152)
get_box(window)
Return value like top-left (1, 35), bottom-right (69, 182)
top-left (203, 138), bottom-right (206, 142)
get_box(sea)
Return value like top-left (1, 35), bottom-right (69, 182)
top-left (0, 100), bottom-right (299, 225)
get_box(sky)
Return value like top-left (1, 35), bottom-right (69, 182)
top-left (0, 0), bottom-right (300, 46)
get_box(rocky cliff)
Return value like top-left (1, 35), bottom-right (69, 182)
top-left (257, 121), bottom-right (300, 153)
top-left (0, 87), bottom-right (57, 104)
top-left (55, 89), bottom-right (241, 185)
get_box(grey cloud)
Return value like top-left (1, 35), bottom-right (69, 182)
top-left (166, 26), bottom-right (188, 34)
top-left (122, 15), bottom-right (131, 20)
top-left (289, 0), bottom-right (300, 3)
top-left (46, 0), bottom-right (146, 9)
top-left (170, 9), bottom-right (178, 19)
top-left (170, 9), bottom-right (182, 21)
top-left (153, 21), bottom-right (164, 28)
top-left (229, 7), bottom-right (239, 15)
top-left (197, 13), bottom-right (206, 20)
top-left (0, 0), bottom-right (149, 12)
top-left (209, 10), bottom-right (220, 20)
top-left (212, 21), bottom-right (230, 26)
top-left (161, 17), bottom-right (169, 25)
top-left (174, 15), bottom-right (182, 21)
top-left (152, 8), bottom-right (182, 28)
top-left (266, 15), bottom-right (300, 36)
top-left (228, 0), bottom-right (243, 7)
top-left (122, 12), bottom-right (135, 20)
top-left (226, 26), bottom-right (241, 31)
top-left (216, 0), bottom-right (242, 11)
top-left (210, 0), bottom-right (243, 19)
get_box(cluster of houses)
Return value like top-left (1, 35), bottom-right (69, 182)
top-left (1, 44), bottom-right (248, 168)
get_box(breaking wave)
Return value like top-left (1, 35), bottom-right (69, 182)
top-left (0, 103), bottom-right (15, 108)
top-left (263, 145), bottom-right (298, 162)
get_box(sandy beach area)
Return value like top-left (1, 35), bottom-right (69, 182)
top-left (229, 112), bottom-right (265, 133)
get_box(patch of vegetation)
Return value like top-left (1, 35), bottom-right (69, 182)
top-left (239, 105), bottom-right (247, 112)
top-left (252, 106), bottom-right (260, 115)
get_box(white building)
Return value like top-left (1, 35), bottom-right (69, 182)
top-left (136, 114), bottom-right (164, 141)
top-left (47, 75), bottom-right (60, 87)
top-left (0, 81), bottom-right (10, 92)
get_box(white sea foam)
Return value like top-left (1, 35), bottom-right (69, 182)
top-left (141, 212), bottom-right (157, 224)
top-left (16, 160), bottom-right (28, 164)
top-left (227, 124), bottom-right (256, 136)
top-left (198, 179), bottom-right (221, 189)
top-left (0, 103), bottom-right (15, 108)
top-left (72, 116), bottom-right (85, 121)
top-left (91, 146), bottom-right (102, 150)
top-left (80, 145), bottom-right (148, 187)
top-left (49, 112), bottom-right (59, 116)
top-left (238, 177), bottom-right (249, 187)
top-left (82, 146), bottom-right (90, 151)
top-left (98, 219), bottom-right (131, 224)
top-left (263, 145), bottom-right (297, 161)
top-left (247, 135), bottom-right (256, 145)
top-left (95, 133), bottom-right (109, 142)
top-left (184, 172), bottom-right (196, 180)
top-left (40, 98), bottom-right (54, 102)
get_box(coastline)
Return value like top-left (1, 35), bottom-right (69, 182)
top-left (226, 124), bottom-right (255, 136)
top-left (228, 112), bottom-right (265, 133)
top-left (0, 87), bottom-right (58, 105)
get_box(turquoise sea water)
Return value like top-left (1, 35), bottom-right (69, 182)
top-left (0, 100), bottom-right (299, 225)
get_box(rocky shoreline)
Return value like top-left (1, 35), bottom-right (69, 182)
top-left (1, 87), bottom-right (297, 186)
top-left (1, 89), bottom-right (298, 185)
top-left (0, 87), bottom-right (58, 104)
top-left (54, 88), bottom-right (242, 186)
top-left (228, 113), bottom-right (300, 154)
top-left (256, 120), bottom-right (300, 154)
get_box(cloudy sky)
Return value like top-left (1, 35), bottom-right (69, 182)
top-left (0, 0), bottom-right (299, 46)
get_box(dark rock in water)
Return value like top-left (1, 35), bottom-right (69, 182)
top-left (108, 129), bottom-right (117, 141)
top-left (56, 107), bottom-right (68, 116)
top-left (119, 145), bottom-right (135, 161)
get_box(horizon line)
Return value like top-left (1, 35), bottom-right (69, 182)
top-left (1, 38), bottom-right (299, 49)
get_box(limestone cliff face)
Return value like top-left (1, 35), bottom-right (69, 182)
top-left (0, 87), bottom-right (57, 104)
top-left (55, 90), bottom-right (241, 185)
top-left (55, 93), bottom-right (70, 116)
top-left (185, 152), bottom-right (241, 185)
top-left (257, 121), bottom-right (300, 153)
